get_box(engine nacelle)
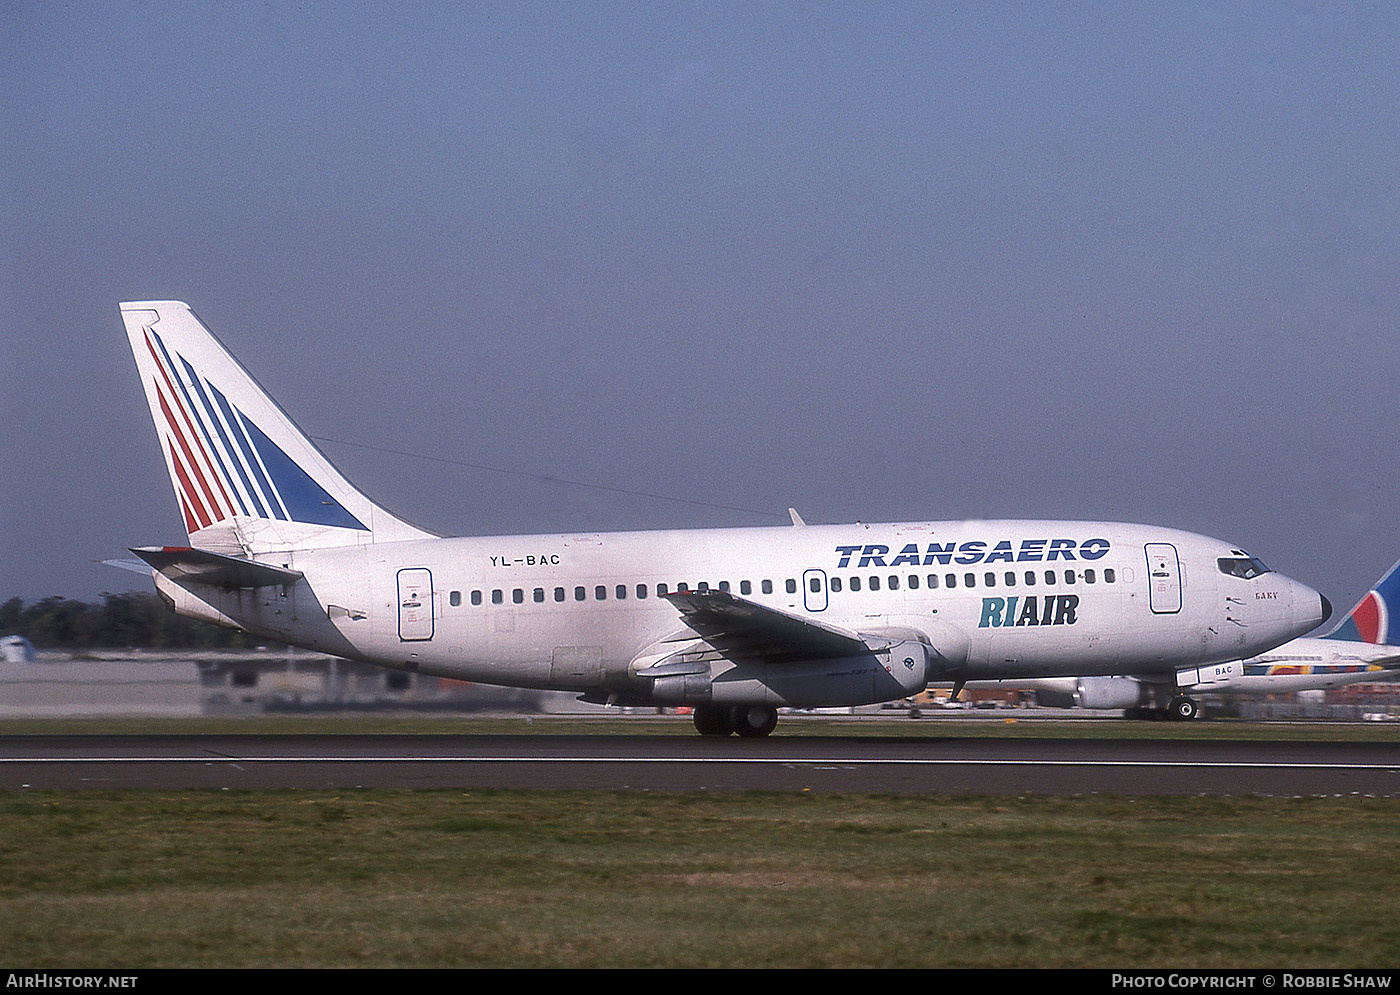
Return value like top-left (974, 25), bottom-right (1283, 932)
top-left (1075, 676), bottom-right (1150, 710)
top-left (647, 639), bottom-right (933, 708)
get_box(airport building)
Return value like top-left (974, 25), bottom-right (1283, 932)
top-left (0, 646), bottom-right (554, 717)
top-left (3, 640), bottom-right (1398, 721)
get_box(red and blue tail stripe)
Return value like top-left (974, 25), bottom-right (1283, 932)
top-left (143, 327), bottom-right (367, 533)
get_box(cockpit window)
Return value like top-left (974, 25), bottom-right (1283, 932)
top-left (1217, 556), bottom-right (1271, 580)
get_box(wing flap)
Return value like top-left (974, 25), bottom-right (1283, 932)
top-left (661, 588), bottom-right (875, 662)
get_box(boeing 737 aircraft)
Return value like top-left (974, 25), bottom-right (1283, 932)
top-left (119, 300), bottom-right (1330, 736)
top-left (970, 559), bottom-right (1400, 719)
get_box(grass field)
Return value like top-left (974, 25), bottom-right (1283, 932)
top-left (3, 788), bottom-right (1400, 968)
top-left (3, 715), bottom-right (1400, 968)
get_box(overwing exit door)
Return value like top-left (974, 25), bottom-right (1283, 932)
top-left (803, 569), bottom-right (828, 612)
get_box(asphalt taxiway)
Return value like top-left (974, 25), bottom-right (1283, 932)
top-left (3, 733), bottom-right (1399, 794)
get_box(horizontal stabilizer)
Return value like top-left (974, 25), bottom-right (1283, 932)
top-left (130, 546), bottom-right (303, 589)
top-left (100, 557), bottom-right (155, 575)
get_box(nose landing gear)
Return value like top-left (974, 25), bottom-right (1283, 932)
top-left (1170, 695), bottom-right (1200, 721)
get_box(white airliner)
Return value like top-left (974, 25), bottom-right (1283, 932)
top-left (967, 559), bottom-right (1400, 720)
top-left (119, 300), bottom-right (1330, 736)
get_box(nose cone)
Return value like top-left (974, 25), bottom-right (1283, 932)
top-left (1288, 578), bottom-right (1331, 636)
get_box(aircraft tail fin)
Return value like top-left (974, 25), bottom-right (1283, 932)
top-left (120, 301), bottom-right (434, 555)
top-left (1323, 558), bottom-right (1400, 644)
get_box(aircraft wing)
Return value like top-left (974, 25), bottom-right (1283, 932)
top-left (661, 588), bottom-right (876, 662)
top-left (130, 546), bottom-right (304, 589)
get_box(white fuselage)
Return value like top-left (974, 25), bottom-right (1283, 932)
top-left (158, 518), bottom-right (1326, 708)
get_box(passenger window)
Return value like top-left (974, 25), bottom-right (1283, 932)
top-left (762, 580), bottom-right (773, 595)
top-left (851, 576), bottom-right (862, 592)
top-left (810, 576), bottom-right (822, 593)
top-left (1084, 569), bottom-right (1095, 584)
top-left (831, 577), bottom-right (843, 593)
top-left (870, 576), bottom-right (881, 591)
top-left (636, 584), bottom-right (648, 599)
top-left (450, 590), bottom-right (461, 607)
top-left (471, 590), bottom-right (483, 606)
top-left (740, 580), bottom-right (752, 595)
top-left (718, 581), bottom-right (729, 592)
top-left (946, 574), bottom-right (956, 589)
top-left (965, 573), bottom-right (975, 588)
top-left (928, 574), bottom-right (939, 589)
top-left (1064, 571), bottom-right (1075, 585)
top-left (1104, 569), bottom-right (1116, 583)
top-left (657, 583), bottom-right (669, 596)
top-left (889, 575), bottom-right (899, 590)
top-left (595, 586), bottom-right (607, 600)
top-left (513, 588), bottom-right (524, 604)
top-left (908, 575), bottom-right (919, 590)
top-left (616, 585), bottom-right (627, 600)
top-left (785, 579), bottom-right (797, 594)
top-left (534, 588), bottom-right (545, 603)
top-left (575, 586), bottom-right (586, 602)
top-left (984, 572), bottom-right (995, 587)
top-left (698, 582), bottom-right (709, 593)
top-left (1025, 572), bottom-right (1036, 586)
top-left (1005, 572), bottom-right (1016, 586)
top-left (554, 587), bottom-right (565, 603)
top-left (1044, 571), bottom-right (1056, 585)
top-left (492, 590), bottom-right (503, 605)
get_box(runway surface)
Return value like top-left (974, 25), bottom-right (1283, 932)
top-left (4, 733), bottom-right (1400, 794)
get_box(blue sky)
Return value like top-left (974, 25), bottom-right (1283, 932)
top-left (4, 2), bottom-right (1399, 617)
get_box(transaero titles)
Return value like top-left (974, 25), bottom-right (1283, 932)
top-left (834, 537), bottom-right (1111, 569)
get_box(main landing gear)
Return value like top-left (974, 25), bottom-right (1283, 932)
top-left (693, 703), bottom-right (779, 738)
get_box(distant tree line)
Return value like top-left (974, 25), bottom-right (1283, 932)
top-left (1, 593), bottom-right (283, 650)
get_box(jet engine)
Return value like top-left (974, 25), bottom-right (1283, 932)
top-left (639, 636), bottom-right (935, 709)
top-left (1074, 676), bottom-right (1151, 710)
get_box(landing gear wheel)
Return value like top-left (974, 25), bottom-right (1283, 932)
top-left (731, 705), bottom-right (779, 738)
top-left (1170, 696), bottom-right (1200, 721)
top-left (693, 704), bottom-right (735, 736)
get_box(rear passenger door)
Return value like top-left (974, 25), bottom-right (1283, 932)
top-left (397, 567), bottom-right (435, 640)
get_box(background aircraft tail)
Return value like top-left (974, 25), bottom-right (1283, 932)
top-left (120, 300), bottom-right (433, 555)
top-left (1323, 558), bottom-right (1400, 644)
